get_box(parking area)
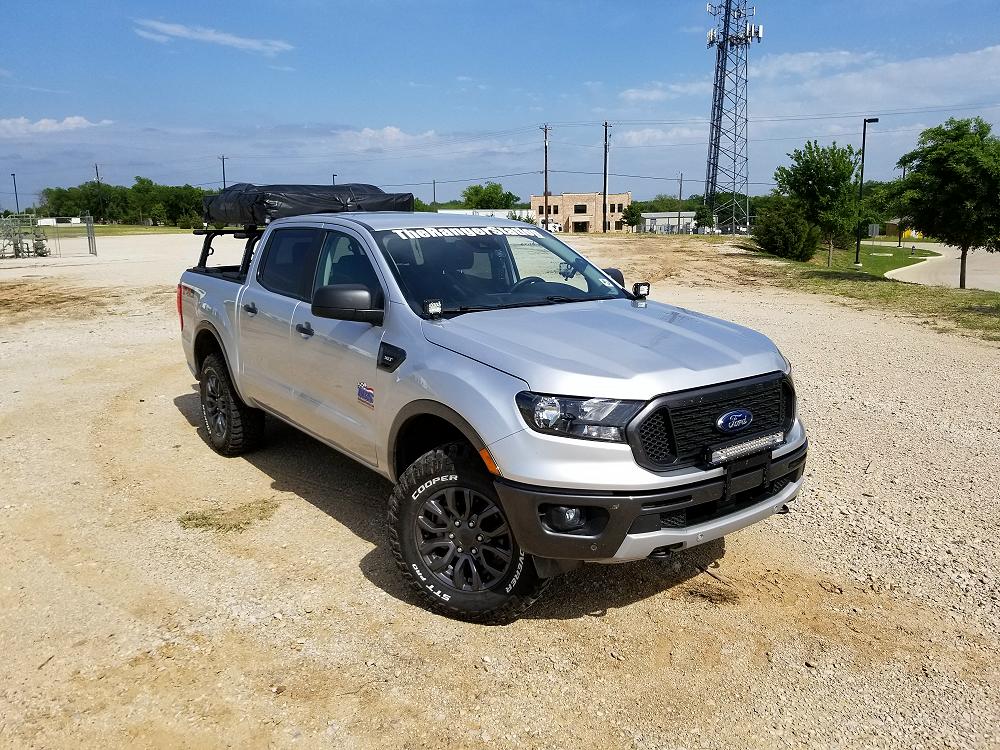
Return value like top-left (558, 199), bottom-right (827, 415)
top-left (0, 233), bottom-right (997, 749)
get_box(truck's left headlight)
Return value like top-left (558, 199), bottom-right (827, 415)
top-left (515, 392), bottom-right (643, 442)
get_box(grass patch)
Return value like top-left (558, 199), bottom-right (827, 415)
top-left (179, 497), bottom-right (279, 533)
top-left (812, 242), bottom-right (938, 276)
top-left (34, 224), bottom-right (190, 240)
top-left (738, 244), bottom-right (1000, 341)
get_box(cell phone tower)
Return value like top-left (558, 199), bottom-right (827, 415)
top-left (704, 1), bottom-right (763, 234)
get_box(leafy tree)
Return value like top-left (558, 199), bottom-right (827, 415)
top-left (412, 197), bottom-right (434, 212)
top-left (774, 140), bottom-right (858, 265)
top-left (460, 181), bottom-right (520, 209)
top-left (694, 203), bottom-right (715, 230)
top-left (752, 195), bottom-right (820, 261)
top-left (896, 117), bottom-right (1000, 288)
top-left (621, 202), bottom-right (643, 231)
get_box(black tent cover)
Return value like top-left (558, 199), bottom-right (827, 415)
top-left (202, 183), bottom-right (414, 225)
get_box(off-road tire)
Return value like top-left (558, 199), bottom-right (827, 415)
top-left (198, 352), bottom-right (265, 456)
top-left (388, 443), bottom-right (548, 623)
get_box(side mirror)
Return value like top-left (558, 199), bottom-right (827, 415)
top-left (311, 284), bottom-right (384, 326)
top-left (632, 281), bottom-right (650, 298)
top-left (603, 267), bottom-right (626, 286)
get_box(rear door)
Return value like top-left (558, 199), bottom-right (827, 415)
top-left (287, 227), bottom-right (385, 465)
top-left (238, 226), bottom-right (323, 417)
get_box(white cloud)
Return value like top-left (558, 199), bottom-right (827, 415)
top-left (134, 28), bottom-right (171, 43)
top-left (333, 125), bottom-right (438, 152)
top-left (752, 44), bottom-right (1000, 119)
top-left (620, 79), bottom-right (712, 103)
top-left (133, 19), bottom-right (293, 55)
top-left (268, 65), bottom-right (296, 72)
top-left (618, 126), bottom-right (708, 147)
top-left (456, 75), bottom-right (473, 82)
top-left (0, 68), bottom-right (12, 78)
top-left (750, 50), bottom-right (881, 81)
top-left (0, 116), bottom-right (112, 138)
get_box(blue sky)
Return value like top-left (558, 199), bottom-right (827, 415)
top-left (3, 0), bottom-right (1000, 207)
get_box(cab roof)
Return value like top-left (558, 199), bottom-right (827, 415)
top-left (267, 211), bottom-right (531, 232)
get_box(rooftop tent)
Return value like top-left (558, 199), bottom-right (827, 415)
top-left (203, 183), bottom-right (415, 225)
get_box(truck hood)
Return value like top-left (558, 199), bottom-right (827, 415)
top-left (421, 298), bottom-right (786, 400)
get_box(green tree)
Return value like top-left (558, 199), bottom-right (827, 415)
top-left (774, 140), bottom-right (858, 265)
top-left (694, 203), bottom-right (715, 230)
top-left (621, 203), bottom-right (643, 231)
top-left (896, 117), bottom-right (1000, 288)
top-left (461, 181), bottom-right (520, 209)
top-left (752, 195), bottom-right (820, 261)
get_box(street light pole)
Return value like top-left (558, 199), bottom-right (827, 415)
top-left (854, 117), bottom-right (879, 267)
top-left (10, 173), bottom-right (19, 214)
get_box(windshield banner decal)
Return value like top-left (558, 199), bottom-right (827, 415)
top-left (390, 227), bottom-right (542, 240)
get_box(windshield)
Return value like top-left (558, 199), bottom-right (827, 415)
top-left (372, 226), bottom-right (628, 316)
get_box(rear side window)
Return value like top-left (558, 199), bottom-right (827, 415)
top-left (257, 228), bottom-right (322, 301)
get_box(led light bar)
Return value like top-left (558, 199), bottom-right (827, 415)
top-left (710, 432), bottom-right (784, 466)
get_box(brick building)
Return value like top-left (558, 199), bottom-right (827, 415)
top-left (529, 191), bottom-right (632, 233)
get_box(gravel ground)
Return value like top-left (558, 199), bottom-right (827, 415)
top-left (0, 233), bottom-right (997, 749)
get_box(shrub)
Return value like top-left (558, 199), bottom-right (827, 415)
top-left (752, 197), bottom-right (820, 261)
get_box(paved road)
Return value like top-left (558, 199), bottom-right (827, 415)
top-left (883, 241), bottom-right (1000, 292)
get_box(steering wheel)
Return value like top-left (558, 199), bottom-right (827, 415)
top-left (509, 276), bottom-right (546, 294)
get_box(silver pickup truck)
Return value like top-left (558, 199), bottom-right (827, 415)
top-left (179, 212), bottom-right (807, 622)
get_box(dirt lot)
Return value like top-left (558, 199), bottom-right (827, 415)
top-left (1, 233), bottom-right (997, 749)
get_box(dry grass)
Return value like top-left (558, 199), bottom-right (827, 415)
top-left (179, 498), bottom-right (280, 533)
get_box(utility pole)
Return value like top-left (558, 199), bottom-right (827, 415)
top-left (602, 121), bottom-right (611, 233)
top-left (10, 173), bottom-right (19, 214)
top-left (541, 123), bottom-right (550, 230)
top-left (219, 155), bottom-right (227, 189)
top-left (94, 163), bottom-right (104, 223)
top-left (854, 117), bottom-right (879, 267)
top-left (676, 172), bottom-right (684, 234)
top-left (432, 179), bottom-right (437, 205)
top-left (332, 173), bottom-right (337, 186)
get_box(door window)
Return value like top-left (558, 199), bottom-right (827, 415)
top-left (257, 228), bottom-right (323, 301)
top-left (314, 231), bottom-right (384, 305)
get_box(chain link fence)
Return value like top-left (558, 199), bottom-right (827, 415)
top-left (0, 215), bottom-right (97, 259)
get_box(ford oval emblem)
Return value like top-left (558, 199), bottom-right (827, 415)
top-left (716, 409), bottom-right (753, 434)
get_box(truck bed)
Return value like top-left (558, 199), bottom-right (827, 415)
top-left (186, 265), bottom-right (246, 283)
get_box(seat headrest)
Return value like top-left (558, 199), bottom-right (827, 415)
top-left (384, 236), bottom-right (416, 265)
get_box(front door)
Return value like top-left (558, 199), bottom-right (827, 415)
top-left (287, 228), bottom-right (385, 465)
top-left (238, 227), bottom-right (323, 418)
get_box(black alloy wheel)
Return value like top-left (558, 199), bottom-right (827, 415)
top-left (415, 486), bottom-right (514, 592)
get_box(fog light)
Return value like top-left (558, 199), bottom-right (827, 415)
top-left (546, 505), bottom-right (587, 532)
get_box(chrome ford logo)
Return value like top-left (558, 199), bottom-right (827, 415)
top-left (716, 409), bottom-right (753, 433)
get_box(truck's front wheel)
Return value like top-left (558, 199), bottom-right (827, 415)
top-left (198, 352), bottom-right (264, 456)
top-left (388, 444), bottom-right (548, 623)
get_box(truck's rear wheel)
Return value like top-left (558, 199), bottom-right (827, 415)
top-left (198, 352), bottom-right (264, 456)
top-left (388, 444), bottom-right (548, 623)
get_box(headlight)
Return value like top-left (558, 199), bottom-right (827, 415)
top-left (515, 392), bottom-right (642, 442)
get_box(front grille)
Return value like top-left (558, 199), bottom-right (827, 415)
top-left (628, 372), bottom-right (794, 471)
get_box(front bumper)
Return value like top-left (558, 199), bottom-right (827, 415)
top-left (493, 440), bottom-right (807, 562)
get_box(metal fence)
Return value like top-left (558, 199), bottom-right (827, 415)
top-left (0, 215), bottom-right (97, 259)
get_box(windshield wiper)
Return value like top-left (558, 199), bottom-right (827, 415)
top-left (439, 296), bottom-right (610, 317)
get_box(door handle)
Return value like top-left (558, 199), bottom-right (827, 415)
top-left (242, 302), bottom-right (258, 315)
top-left (295, 322), bottom-right (314, 337)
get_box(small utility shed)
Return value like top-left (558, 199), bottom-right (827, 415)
top-left (641, 211), bottom-right (698, 234)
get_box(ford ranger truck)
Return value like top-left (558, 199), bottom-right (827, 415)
top-left (178, 214), bottom-right (807, 622)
